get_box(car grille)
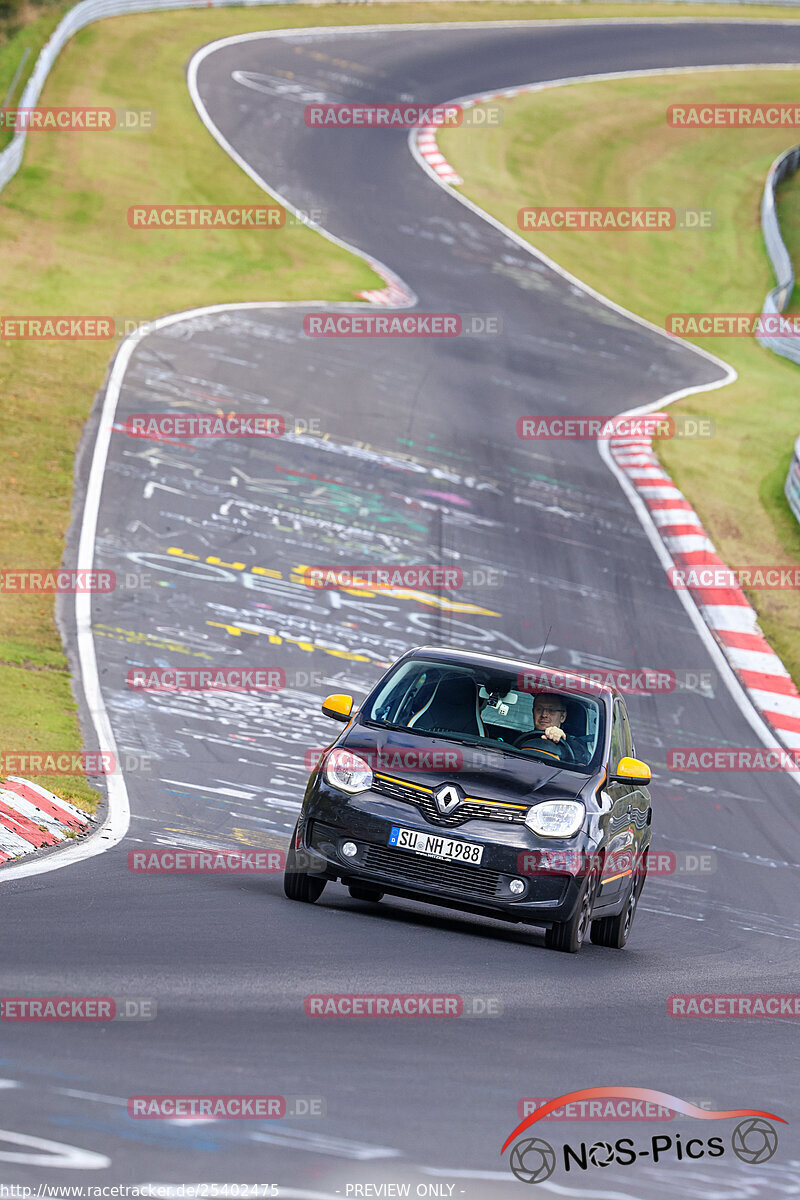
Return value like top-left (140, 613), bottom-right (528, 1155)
top-left (362, 843), bottom-right (501, 898)
top-left (308, 821), bottom-right (568, 904)
top-left (372, 772), bottom-right (527, 827)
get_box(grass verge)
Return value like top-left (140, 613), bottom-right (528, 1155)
top-left (439, 68), bottom-right (800, 684)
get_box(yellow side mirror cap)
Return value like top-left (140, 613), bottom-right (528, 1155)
top-left (321, 693), bottom-right (354, 723)
top-left (611, 756), bottom-right (651, 785)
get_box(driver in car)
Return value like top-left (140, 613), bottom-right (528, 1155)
top-left (524, 693), bottom-right (578, 760)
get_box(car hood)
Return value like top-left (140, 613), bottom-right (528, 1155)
top-left (339, 724), bottom-right (592, 804)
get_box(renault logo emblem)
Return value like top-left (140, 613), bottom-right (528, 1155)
top-left (433, 782), bottom-right (464, 815)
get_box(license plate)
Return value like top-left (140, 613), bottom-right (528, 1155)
top-left (388, 825), bottom-right (484, 865)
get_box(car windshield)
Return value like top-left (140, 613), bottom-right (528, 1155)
top-left (364, 658), bottom-right (604, 774)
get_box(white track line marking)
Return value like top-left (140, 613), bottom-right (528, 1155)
top-left (0, 1129), bottom-right (109, 1168)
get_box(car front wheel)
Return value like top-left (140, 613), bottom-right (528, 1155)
top-left (545, 870), bottom-right (599, 954)
top-left (591, 866), bottom-right (645, 949)
top-left (283, 824), bottom-right (326, 904)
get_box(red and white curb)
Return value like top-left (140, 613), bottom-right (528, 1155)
top-left (0, 777), bottom-right (93, 864)
top-left (409, 64), bottom-right (800, 765)
top-left (413, 125), bottom-right (463, 187)
top-left (411, 88), bottom-right (535, 188)
top-left (610, 424), bottom-right (800, 753)
top-left (356, 278), bottom-right (416, 307)
top-left (354, 240), bottom-right (415, 307)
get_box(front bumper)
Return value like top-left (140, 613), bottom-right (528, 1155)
top-left (298, 781), bottom-right (592, 927)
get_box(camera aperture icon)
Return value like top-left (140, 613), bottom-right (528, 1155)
top-left (588, 1140), bottom-right (615, 1167)
top-left (509, 1137), bottom-right (556, 1184)
top-left (731, 1118), bottom-right (779, 1165)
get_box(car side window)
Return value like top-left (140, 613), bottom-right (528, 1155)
top-left (620, 704), bottom-right (634, 758)
top-left (610, 702), bottom-right (626, 770)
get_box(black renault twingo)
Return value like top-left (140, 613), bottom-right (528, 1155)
top-left (284, 646), bottom-right (652, 952)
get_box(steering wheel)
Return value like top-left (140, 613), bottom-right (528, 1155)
top-left (514, 731), bottom-right (576, 763)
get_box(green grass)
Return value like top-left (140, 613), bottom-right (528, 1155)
top-left (439, 69), bottom-right (800, 685)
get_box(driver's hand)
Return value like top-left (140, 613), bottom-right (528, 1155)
top-left (542, 725), bottom-right (566, 743)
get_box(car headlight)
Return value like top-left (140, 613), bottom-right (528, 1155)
top-left (524, 800), bottom-right (585, 838)
top-left (324, 748), bottom-right (374, 795)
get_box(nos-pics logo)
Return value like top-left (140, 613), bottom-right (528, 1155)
top-left (502, 1088), bottom-right (784, 1185)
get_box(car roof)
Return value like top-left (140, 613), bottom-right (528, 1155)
top-left (404, 645), bottom-right (619, 701)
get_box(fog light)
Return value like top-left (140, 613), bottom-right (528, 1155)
top-left (341, 841), bottom-right (358, 858)
top-left (509, 879), bottom-right (525, 895)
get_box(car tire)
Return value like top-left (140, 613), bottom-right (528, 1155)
top-left (348, 885), bottom-right (384, 903)
top-left (283, 825), bottom-right (326, 904)
top-left (591, 865), bottom-right (645, 949)
top-left (545, 870), bottom-right (599, 954)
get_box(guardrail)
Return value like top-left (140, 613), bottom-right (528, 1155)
top-left (755, 144), bottom-right (800, 527)
top-left (785, 435), bottom-right (800, 524)
top-left (0, 0), bottom-right (302, 194)
top-left (756, 144), bottom-right (800, 365)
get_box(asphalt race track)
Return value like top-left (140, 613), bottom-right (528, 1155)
top-left (2, 19), bottom-right (800, 1196)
